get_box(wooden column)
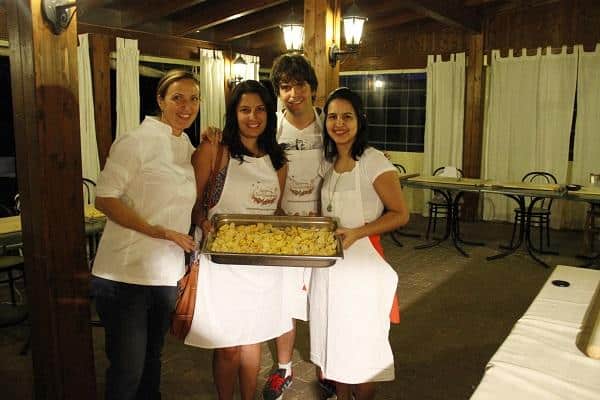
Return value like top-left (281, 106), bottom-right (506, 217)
top-left (89, 34), bottom-right (113, 169)
top-left (7, 1), bottom-right (96, 399)
top-left (462, 33), bottom-right (485, 220)
top-left (304, 0), bottom-right (341, 107)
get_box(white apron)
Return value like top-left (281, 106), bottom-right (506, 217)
top-left (278, 109), bottom-right (323, 321)
top-left (185, 155), bottom-right (293, 348)
top-left (310, 161), bottom-right (398, 384)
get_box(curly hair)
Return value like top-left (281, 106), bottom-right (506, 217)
top-left (270, 54), bottom-right (318, 101)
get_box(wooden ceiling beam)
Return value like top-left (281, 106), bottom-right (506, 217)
top-left (172, 0), bottom-right (289, 36)
top-left (197, 0), bottom-right (302, 42)
top-left (398, 0), bottom-right (482, 32)
top-left (121, 0), bottom-right (209, 28)
top-left (231, 27), bottom-right (284, 50)
top-left (365, 11), bottom-right (427, 33)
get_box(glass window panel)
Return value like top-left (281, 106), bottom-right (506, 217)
top-left (339, 72), bottom-right (426, 153)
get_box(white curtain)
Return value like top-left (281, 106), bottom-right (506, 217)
top-left (421, 53), bottom-right (466, 214)
top-left (240, 54), bottom-right (260, 81)
top-left (562, 44), bottom-right (600, 229)
top-left (481, 47), bottom-right (577, 227)
top-left (116, 37), bottom-right (140, 137)
top-left (77, 33), bottom-right (100, 198)
top-left (199, 49), bottom-right (226, 131)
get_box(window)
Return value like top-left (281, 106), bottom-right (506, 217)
top-left (340, 71), bottom-right (426, 153)
top-left (110, 58), bottom-right (202, 146)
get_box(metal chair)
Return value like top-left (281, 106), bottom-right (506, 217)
top-left (426, 167), bottom-right (463, 239)
top-left (509, 171), bottom-right (557, 252)
top-left (82, 178), bottom-right (96, 205)
top-left (393, 163), bottom-right (407, 174)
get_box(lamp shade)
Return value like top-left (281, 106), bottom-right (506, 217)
top-left (232, 54), bottom-right (247, 79)
top-left (343, 3), bottom-right (367, 46)
top-left (282, 23), bottom-right (304, 51)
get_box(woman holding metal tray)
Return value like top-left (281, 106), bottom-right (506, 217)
top-left (185, 80), bottom-right (290, 400)
top-left (310, 87), bottom-right (409, 400)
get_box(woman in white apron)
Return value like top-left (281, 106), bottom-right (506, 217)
top-left (186, 80), bottom-right (291, 400)
top-left (310, 87), bottom-right (409, 400)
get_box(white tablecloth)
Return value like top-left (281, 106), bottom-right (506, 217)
top-left (471, 265), bottom-right (600, 400)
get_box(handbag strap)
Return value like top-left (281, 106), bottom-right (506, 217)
top-left (203, 144), bottom-right (225, 214)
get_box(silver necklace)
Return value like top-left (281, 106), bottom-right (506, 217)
top-left (326, 171), bottom-right (342, 212)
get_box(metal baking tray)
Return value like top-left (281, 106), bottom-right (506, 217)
top-left (201, 213), bottom-right (343, 267)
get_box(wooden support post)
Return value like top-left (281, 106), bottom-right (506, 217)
top-left (303, 0), bottom-right (341, 107)
top-left (462, 33), bottom-right (485, 221)
top-left (6, 1), bottom-right (96, 398)
top-left (89, 34), bottom-right (113, 169)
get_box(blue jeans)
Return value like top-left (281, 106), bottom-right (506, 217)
top-left (92, 276), bottom-right (178, 400)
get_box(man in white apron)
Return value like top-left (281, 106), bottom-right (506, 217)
top-left (262, 54), bottom-right (324, 400)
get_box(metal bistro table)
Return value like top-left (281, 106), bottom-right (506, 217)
top-left (567, 185), bottom-right (600, 269)
top-left (482, 182), bottom-right (566, 268)
top-left (404, 176), bottom-right (488, 257)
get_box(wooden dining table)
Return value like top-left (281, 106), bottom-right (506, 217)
top-left (0, 204), bottom-right (106, 256)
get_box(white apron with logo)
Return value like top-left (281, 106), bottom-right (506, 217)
top-left (185, 155), bottom-right (292, 348)
top-left (278, 109), bottom-right (323, 321)
top-left (310, 161), bottom-right (398, 383)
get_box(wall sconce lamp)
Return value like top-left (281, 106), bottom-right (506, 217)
top-left (42, 0), bottom-right (77, 35)
top-left (281, 9), bottom-right (304, 52)
top-left (229, 54), bottom-right (247, 87)
top-left (329, 2), bottom-right (367, 67)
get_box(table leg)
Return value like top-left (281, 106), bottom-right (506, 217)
top-left (488, 195), bottom-right (525, 261)
top-left (453, 192), bottom-right (485, 248)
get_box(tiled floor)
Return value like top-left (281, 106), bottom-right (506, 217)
top-left (1, 215), bottom-right (596, 399)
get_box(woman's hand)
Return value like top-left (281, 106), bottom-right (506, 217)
top-left (335, 227), bottom-right (362, 249)
top-left (200, 127), bottom-right (223, 144)
top-left (156, 226), bottom-right (195, 252)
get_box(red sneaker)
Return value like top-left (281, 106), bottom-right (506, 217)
top-left (263, 369), bottom-right (293, 400)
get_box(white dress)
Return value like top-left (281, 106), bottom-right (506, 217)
top-left (185, 154), bottom-right (293, 348)
top-left (310, 150), bottom-right (398, 384)
top-left (277, 109), bottom-right (324, 321)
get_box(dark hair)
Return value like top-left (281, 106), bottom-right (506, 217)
top-left (156, 69), bottom-right (199, 100)
top-left (270, 54), bottom-right (318, 101)
top-left (222, 80), bottom-right (287, 170)
top-left (322, 87), bottom-right (369, 162)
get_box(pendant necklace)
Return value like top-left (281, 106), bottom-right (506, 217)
top-left (326, 170), bottom-right (342, 212)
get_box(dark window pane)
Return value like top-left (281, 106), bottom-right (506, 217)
top-left (408, 90), bottom-right (426, 107)
top-left (368, 125), bottom-right (386, 142)
top-left (366, 108), bottom-right (386, 125)
top-left (387, 142), bottom-right (408, 152)
top-left (386, 126), bottom-right (407, 143)
top-left (408, 109), bottom-right (426, 126)
top-left (387, 90), bottom-right (409, 107)
top-left (407, 127), bottom-right (424, 143)
top-left (338, 72), bottom-right (426, 153)
top-left (407, 143), bottom-right (424, 153)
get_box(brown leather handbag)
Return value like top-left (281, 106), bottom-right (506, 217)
top-left (170, 144), bottom-right (224, 341)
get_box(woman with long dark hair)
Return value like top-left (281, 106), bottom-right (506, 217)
top-left (185, 80), bottom-right (290, 400)
top-left (311, 87), bottom-right (409, 400)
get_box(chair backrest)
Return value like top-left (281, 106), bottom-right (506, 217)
top-left (521, 171), bottom-right (557, 210)
top-left (83, 178), bottom-right (97, 205)
top-left (0, 203), bottom-right (13, 217)
top-left (433, 166), bottom-right (463, 178)
top-left (14, 193), bottom-right (20, 215)
top-left (393, 163), bottom-right (407, 174)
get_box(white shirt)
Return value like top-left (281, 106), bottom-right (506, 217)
top-left (92, 117), bottom-right (197, 286)
top-left (319, 147), bottom-right (396, 223)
